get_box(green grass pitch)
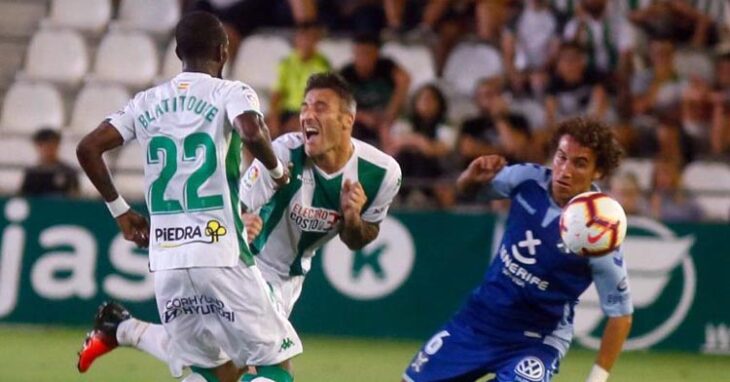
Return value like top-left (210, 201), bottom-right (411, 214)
top-left (1, 326), bottom-right (728, 381)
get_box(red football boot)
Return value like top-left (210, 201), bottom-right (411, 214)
top-left (77, 301), bottom-right (130, 373)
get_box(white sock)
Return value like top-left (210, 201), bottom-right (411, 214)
top-left (117, 319), bottom-right (169, 363)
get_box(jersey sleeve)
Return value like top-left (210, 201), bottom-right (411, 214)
top-left (361, 159), bottom-right (402, 223)
top-left (106, 99), bottom-right (137, 142)
top-left (483, 164), bottom-right (548, 199)
top-left (239, 136), bottom-right (292, 211)
top-left (224, 82), bottom-right (263, 125)
top-left (589, 248), bottom-right (634, 317)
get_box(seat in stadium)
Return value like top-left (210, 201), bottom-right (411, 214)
top-left (90, 31), bottom-right (158, 88)
top-left (682, 161), bottom-right (730, 192)
top-left (19, 29), bottom-right (88, 86)
top-left (0, 168), bottom-right (24, 194)
top-left (319, 38), bottom-right (352, 70)
top-left (674, 49), bottom-right (714, 83)
top-left (40, 0), bottom-right (112, 34)
top-left (695, 196), bottom-right (730, 222)
top-left (68, 84), bottom-right (130, 136)
top-left (113, 0), bottom-right (180, 35)
top-left (0, 137), bottom-right (36, 166)
top-left (158, 39), bottom-right (180, 82)
top-left (382, 41), bottom-right (436, 93)
top-left (0, 81), bottom-right (65, 135)
top-left (113, 172), bottom-right (146, 200)
top-left (58, 135), bottom-right (81, 169)
top-left (116, 142), bottom-right (145, 172)
top-left (231, 34), bottom-right (291, 91)
top-left (617, 158), bottom-right (654, 191)
top-left (443, 42), bottom-right (504, 97)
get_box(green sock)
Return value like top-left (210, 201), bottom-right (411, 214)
top-left (241, 365), bottom-right (293, 382)
top-left (190, 366), bottom-right (221, 382)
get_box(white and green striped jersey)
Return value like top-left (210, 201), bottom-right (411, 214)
top-left (108, 72), bottom-right (259, 271)
top-left (241, 133), bottom-right (402, 279)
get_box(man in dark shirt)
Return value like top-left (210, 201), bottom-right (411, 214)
top-left (20, 128), bottom-right (79, 197)
top-left (341, 32), bottom-right (410, 147)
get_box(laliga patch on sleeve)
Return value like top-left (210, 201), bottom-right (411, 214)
top-left (242, 86), bottom-right (260, 110)
top-left (243, 166), bottom-right (261, 189)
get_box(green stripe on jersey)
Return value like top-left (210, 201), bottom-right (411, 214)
top-left (357, 157), bottom-right (387, 212)
top-left (225, 132), bottom-right (254, 266)
top-left (252, 146), bottom-right (306, 255)
top-left (290, 170), bottom-right (343, 275)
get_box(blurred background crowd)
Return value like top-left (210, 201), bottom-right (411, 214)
top-left (1, 0), bottom-right (729, 221)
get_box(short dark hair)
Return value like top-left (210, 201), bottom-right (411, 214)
top-left (353, 32), bottom-right (381, 48)
top-left (304, 72), bottom-right (357, 114)
top-left (175, 11), bottom-right (227, 61)
top-left (497, 113), bottom-right (531, 138)
top-left (32, 128), bottom-right (61, 143)
top-left (559, 40), bottom-right (587, 55)
top-left (411, 83), bottom-right (448, 123)
top-left (551, 117), bottom-right (623, 177)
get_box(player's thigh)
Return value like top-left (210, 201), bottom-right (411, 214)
top-left (154, 269), bottom-right (229, 370)
top-left (194, 262), bottom-right (303, 367)
top-left (494, 343), bottom-right (560, 382)
top-left (403, 321), bottom-right (496, 382)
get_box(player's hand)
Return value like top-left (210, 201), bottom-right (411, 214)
top-left (115, 210), bottom-right (150, 248)
top-left (242, 213), bottom-right (263, 243)
top-left (341, 179), bottom-right (367, 223)
top-left (458, 155), bottom-right (507, 191)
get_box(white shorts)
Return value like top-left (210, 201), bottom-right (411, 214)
top-left (258, 262), bottom-right (305, 318)
top-left (154, 261), bottom-right (303, 371)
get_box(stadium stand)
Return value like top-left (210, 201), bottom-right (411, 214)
top-left (1, 81), bottom-right (64, 135)
top-left (19, 29), bottom-right (88, 86)
top-left (90, 31), bottom-right (158, 88)
top-left (40, 0), bottom-right (111, 35)
top-left (231, 33), bottom-right (291, 91)
top-left (67, 83), bottom-right (129, 136)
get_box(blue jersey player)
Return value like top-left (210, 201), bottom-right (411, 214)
top-left (403, 118), bottom-right (632, 382)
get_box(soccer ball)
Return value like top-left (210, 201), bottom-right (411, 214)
top-left (559, 191), bottom-right (627, 257)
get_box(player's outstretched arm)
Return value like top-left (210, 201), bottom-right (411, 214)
top-left (77, 122), bottom-right (149, 248)
top-left (456, 155), bottom-right (507, 196)
top-left (234, 111), bottom-right (289, 187)
top-left (588, 314), bottom-right (632, 382)
top-left (339, 179), bottom-right (379, 250)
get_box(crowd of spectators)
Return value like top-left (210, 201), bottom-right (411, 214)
top-left (17, 0), bottom-right (730, 221)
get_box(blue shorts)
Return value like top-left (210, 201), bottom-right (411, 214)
top-left (403, 320), bottom-right (561, 382)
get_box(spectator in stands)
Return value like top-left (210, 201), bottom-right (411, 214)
top-left (194, 0), bottom-right (317, 61)
top-left (20, 128), bottom-right (79, 197)
top-left (502, 0), bottom-right (560, 94)
top-left (632, 37), bottom-right (684, 116)
top-left (268, 21), bottom-right (330, 137)
top-left (709, 50), bottom-right (730, 157)
top-left (648, 158), bottom-right (703, 222)
top-left (609, 171), bottom-right (649, 216)
top-left (649, 114), bottom-right (696, 165)
top-left (563, 0), bottom-right (636, 76)
top-left (629, 0), bottom-right (718, 48)
top-left (389, 84), bottom-right (455, 208)
top-left (545, 41), bottom-right (609, 126)
top-left (341, 32), bottom-right (410, 147)
top-left (494, 113), bottom-right (544, 164)
top-left (457, 76), bottom-right (508, 168)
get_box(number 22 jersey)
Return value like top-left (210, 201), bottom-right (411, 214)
top-left (108, 72), bottom-right (259, 271)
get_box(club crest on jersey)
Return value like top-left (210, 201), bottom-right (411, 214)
top-left (289, 202), bottom-right (340, 232)
top-left (157, 220), bottom-right (227, 248)
top-left (242, 166), bottom-right (260, 189)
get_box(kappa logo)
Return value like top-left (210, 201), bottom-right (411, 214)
top-left (514, 356), bottom-right (545, 381)
top-left (575, 217), bottom-right (696, 350)
top-left (280, 337), bottom-right (295, 352)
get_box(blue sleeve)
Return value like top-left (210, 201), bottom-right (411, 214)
top-left (483, 164), bottom-right (549, 199)
top-left (589, 248), bottom-right (634, 317)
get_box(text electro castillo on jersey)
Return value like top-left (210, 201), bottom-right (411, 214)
top-left (107, 72), bottom-right (260, 271)
top-left (240, 133), bottom-right (401, 281)
top-left (456, 164), bottom-right (633, 355)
